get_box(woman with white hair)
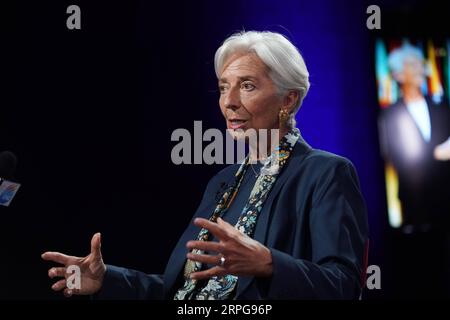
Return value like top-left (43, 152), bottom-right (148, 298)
top-left (42, 31), bottom-right (369, 300)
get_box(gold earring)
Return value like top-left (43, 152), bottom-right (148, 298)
top-left (279, 108), bottom-right (290, 124)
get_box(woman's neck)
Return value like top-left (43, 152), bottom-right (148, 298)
top-left (402, 84), bottom-right (424, 104)
top-left (248, 127), bottom-right (290, 162)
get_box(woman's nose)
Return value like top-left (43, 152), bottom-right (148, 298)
top-left (223, 87), bottom-right (241, 110)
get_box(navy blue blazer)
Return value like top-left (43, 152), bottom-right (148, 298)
top-left (97, 137), bottom-right (369, 299)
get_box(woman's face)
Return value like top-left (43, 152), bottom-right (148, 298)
top-left (218, 52), bottom-right (284, 136)
top-left (398, 57), bottom-right (426, 88)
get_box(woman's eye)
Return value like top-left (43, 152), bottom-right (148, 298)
top-left (242, 82), bottom-right (255, 91)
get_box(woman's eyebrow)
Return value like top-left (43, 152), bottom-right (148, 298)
top-left (219, 75), bottom-right (258, 84)
top-left (219, 76), bottom-right (258, 84)
top-left (238, 76), bottom-right (258, 82)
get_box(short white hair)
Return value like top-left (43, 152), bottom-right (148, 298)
top-left (214, 30), bottom-right (310, 128)
top-left (388, 42), bottom-right (425, 80)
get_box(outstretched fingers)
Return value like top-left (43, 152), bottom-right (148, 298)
top-left (90, 232), bottom-right (102, 258)
top-left (51, 279), bottom-right (67, 291)
top-left (48, 267), bottom-right (66, 279)
top-left (41, 252), bottom-right (72, 266)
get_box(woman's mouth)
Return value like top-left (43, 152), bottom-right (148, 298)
top-left (228, 119), bottom-right (248, 130)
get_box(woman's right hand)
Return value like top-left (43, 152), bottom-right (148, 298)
top-left (41, 233), bottom-right (107, 297)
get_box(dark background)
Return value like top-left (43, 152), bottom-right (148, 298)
top-left (1, 0), bottom-right (449, 299)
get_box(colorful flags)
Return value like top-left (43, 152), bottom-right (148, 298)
top-left (446, 40), bottom-right (450, 103)
top-left (375, 39), bottom-right (397, 107)
top-left (426, 40), bottom-right (444, 104)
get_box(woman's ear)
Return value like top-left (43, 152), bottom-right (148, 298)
top-left (283, 90), bottom-right (299, 113)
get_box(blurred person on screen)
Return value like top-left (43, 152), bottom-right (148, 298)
top-left (379, 43), bottom-right (450, 231)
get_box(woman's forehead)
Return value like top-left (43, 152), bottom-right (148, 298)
top-left (220, 52), bottom-right (269, 79)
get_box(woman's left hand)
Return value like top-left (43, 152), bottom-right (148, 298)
top-left (186, 217), bottom-right (273, 280)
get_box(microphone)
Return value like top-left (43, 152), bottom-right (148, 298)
top-left (0, 151), bottom-right (21, 207)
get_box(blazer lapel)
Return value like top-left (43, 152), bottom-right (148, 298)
top-left (163, 170), bottom-right (239, 298)
top-left (235, 138), bottom-right (312, 298)
top-left (162, 201), bottom-right (217, 298)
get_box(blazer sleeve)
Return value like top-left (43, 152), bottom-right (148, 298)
top-left (92, 265), bottom-right (164, 300)
top-left (259, 159), bottom-right (369, 299)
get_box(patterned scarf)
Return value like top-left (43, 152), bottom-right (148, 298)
top-left (174, 128), bottom-right (300, 300)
